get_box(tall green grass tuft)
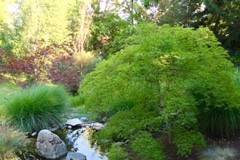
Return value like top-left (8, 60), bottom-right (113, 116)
top-left (5, 85), bottom-right (70, 132)
top-left (198, 106), bottom-right (240, 139)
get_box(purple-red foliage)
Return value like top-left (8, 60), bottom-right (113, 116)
top-left (48, 53), bottom-right (81, 93)
top-left (1, 46), bottom-right (82, 92)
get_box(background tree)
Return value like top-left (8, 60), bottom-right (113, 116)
top-left (195, 0), bottom-right (240, 56)
top-left (16, 0), bottom-right (71, 55)
top-left (0, 0), bottom-right (8, 24)
top-left (143, 0), bottom-right (240, 57)
top-left (87, 13), bottom-right (132, 57)
top-left (0, 0), bottom-right (15, 54)
top-left (68, 0), bottom-right (93, 54)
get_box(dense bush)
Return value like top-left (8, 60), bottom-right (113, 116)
top-left (95, 107), bottom-right (156, 147)
top-left (5, 85), bottom-right (69, 132)
top-left (0, 124), bottom-right (28, 159)
top-left (130, 132), bottom-right (165, 160)
top-left (2, 45), bottom-right (97, 92)
top-left (49, 52), bottom-right (98, 93)
top-left (48, 53), bottom-right (81, 93)
top-left (172, 128), bottom-right (206, 157)
top-left (81, 23), bottom-right (240, 158)
top-left (3, 45), bottom-right (55, 80)
top-left (108, 143), bottom-right (128, 160)
top-left (47, 51), bottom-right (97, 92)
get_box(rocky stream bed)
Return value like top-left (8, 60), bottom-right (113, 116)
top-left (16, 117), bottom-right (240, 160)
top-left (20, 117), bottom-right (108, 160)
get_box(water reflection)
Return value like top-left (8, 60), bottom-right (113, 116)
top-left (67, 128), bottom-right (108, 160)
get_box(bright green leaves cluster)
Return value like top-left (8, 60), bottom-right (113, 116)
top-left (82, 23), bottom-right (235, 117)
top-left (131, 132), bottom-right (165, 160)
top-left (172, 128), bottom-right (206, 157)
top-left (95, 107), bottom-right (156, 146)
top-left (108, 144), bottom-right (128, 160)
top-left (81, 23), bottom-right (240, 158)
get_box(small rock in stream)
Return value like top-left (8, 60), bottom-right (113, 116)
top-left (80, 117), bottom-right (88, 122)
top-left (90, 122), bottom-right (105, 131)
top-left (31, 131), bottom-right (38, 137)
top-left (66, 152), bottom-right (87, 160)
top-left (36, 129), bottom-right (67, 159)
top-left (66, 118), bottom-right (84, 127)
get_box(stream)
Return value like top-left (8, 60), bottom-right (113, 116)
top-left (66, 127), bottom-right (108, 160)
top-left (20, 118), bottom-right (108, 160)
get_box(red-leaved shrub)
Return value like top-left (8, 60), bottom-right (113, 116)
top-left (1, 45), bottom-right (97, 92)
top-left (48, 53), bottom-right (81, 93)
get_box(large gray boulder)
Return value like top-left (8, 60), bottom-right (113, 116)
top-left (66, 152), bottom-right (87, 160)
top-left (36, 129), bottom-right (67, 159)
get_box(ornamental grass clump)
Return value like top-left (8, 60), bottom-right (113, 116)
top-left (0, 124), bottom-right (28, 159)
top-left (5, 85), bottom-right (70, 132)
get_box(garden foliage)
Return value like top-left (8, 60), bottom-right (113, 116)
top-left (5, 85), bottom-right (69, 132)
top-left (88, 13), bottom-right (133, 58)
top-left (81, 23), bottom-right (240, 158)
top-left (130, 131), bottom-right (166, 160)
top-left (108, 143), bottom-right (128, 160)
top-left (0, 124), bottom-right (28, 159)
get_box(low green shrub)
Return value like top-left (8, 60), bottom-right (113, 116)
top-left (130, 132), bottom-right (165, 160)
top-left (0, 124), bottom-right (28, 159)
top-left (108, 144), bottom-right (128, 160)
top-left (5, 85), bottom-right (69, 132)
top-left (95, 106), bottom-right (156, 148)
top-left (172, 128), bottom-right (206, 157)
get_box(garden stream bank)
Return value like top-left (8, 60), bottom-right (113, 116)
top-left (20, 117), bottom-right (108, 160)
